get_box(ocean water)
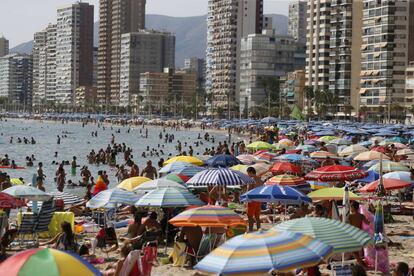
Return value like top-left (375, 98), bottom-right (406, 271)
top-left (0, 119), bottom-right (229, 196)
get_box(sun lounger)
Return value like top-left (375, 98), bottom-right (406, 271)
top-left (34, 199), bottom-right (56, 236)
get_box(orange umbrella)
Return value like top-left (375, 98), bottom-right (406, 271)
top-left (359, 178), bottom-right (411, 193)
top-left (270, 162), bottom-right (302, 175)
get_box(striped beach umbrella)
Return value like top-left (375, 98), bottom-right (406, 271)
top-left (117, 176), bottom-right (151, 191)
top-left (50, 191), bottom-right (83, 206)
top-left (169, 205), bottom-right (245, 227)
top-left (310, 151), bottom-right (338, 159)
top-left (305, 165), bottom-right (367, 182)
top-left (241, 185), bottom-right (311, 205)
top-left (159, 161), bottom-right (197, 174)
top-left (339, 144), bottom-right (368, 157)
top-left (163, 173), bottom-right (189, 184)
top-left (254, 152), bottom-right (278, 163)
top-left (169, 166), bottom-right (205, 178)
top-left (307, 187), bottom-right (361, 201)
top-left (354, 151), bottom-right (390, 161)
top-left (135, 187), bottom-right (204, 207)
top-left (205, 154), bottom-right (242, 168)
top-left (86, 188), bottom-right (141, 209)
top-left (187, 168), bottom-right (255, 187)
top-left (133, 179), bottom-right (186, 191)
top-left (359, 178), bottom-right (411, 193)
top-left (0, 248), bottom-right (101, 276)
top-left (273, 217), bottom-right (372, 253)
top-left (265, 174), bottom-right (310, 193)
top-left (164, 156), bottom-right (204, 166)
top-left (195, 230), bottom-right (333, 275)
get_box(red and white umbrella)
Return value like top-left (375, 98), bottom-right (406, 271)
top-left (305, 165), bottom-right (367, 182)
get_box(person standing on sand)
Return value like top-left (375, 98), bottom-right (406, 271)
top-left (349, 201), bottom-right (369, 267)
top-left (246, 167), bottom-right (262, 232)
top-left (141, 160), bottom-right (158, 180)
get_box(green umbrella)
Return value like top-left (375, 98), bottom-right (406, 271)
top-left (273, 217), bottom-right (372, 253)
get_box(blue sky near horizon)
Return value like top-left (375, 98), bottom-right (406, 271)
top-left (0, 0), bottom-right (290, 47)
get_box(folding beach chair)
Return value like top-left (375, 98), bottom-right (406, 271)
top-left (34, 199), bottom-right (56, 236)
top-left (330, 260), bottom-right (356, 276)
top-left (17, 213), bottom-right (37, 247)
top-left (186, 233), bottom-right (218, 263)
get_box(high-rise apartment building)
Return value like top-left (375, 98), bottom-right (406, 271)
top-left (119, 31), bottom-right (175, 106)
top-left (239, 32), bottom-right (306, 115)
top-left (288, 0), bottom-right (307, 44)
top-left (46, 24), bottom-right (57, 104)
top-left (56, 2), bottom-right (94, 105)
top-left (406, 62), bottom-right (414, 111)
top-left (306, 0), bottom-right (331, 93)
top-left (360, 0), bottom-right (414, 118)
top-left (206, 0), bottom-right (263, 115)
top-left (183, 58), bottom-right (206, 90)
top-left (97, 0), bottom-right (146, 106)
top-left (329, 0), bottom-right (363, 114)
top-left (0, 54), bottom-right (32, 105)
top-left (0, 37), bottom-right (9, 57)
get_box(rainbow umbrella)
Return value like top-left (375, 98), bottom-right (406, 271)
top-left (273, 217), bottom-right (372, 253)
top-left (163, 173), bottom-right (190, 184)
top-left (195, 230), bottom-right (333, 275)
top-left (117, 176), bottom-right (151, 191)
top-left (169, 205), bottom-right (245, 227)
top-left (265, 174), bottom-right (310, 193)
top-left (164, 156), bottom-right (204, 166)
top-left (0, 248), bottom-right (101, 276)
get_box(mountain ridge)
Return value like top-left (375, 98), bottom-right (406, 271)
top-left (11, 13), bottom-right (288, 67)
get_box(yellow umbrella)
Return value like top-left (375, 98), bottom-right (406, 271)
top-left (164, 156), bottom-right (204, 166)
top-left (353, 151), bottom-right (390, 161)
top-left (117, 176), bottom-right (151, 191)
top-left (308, 187), bottom-right (361, 200)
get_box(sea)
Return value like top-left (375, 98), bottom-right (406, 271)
top-left (0, 119), bottom-right (231, 196)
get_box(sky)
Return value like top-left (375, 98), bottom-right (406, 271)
top-left (0, 0), bottom-right (290, 47)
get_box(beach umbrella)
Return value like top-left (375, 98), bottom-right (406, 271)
top-left (169, 205), bottom-right (245, 227)
top-left (246, 141), bottom-right (273, 151)
top-left (117, 176), bottom-right (151, 191)
top-left (135, 187), bottom-right (204, 207)
top-left (3, 185), bottom-right (52, 201)
top-left (317, 136), bottom-right (338, 143)
top-left (339, 144), bottom-right (368, 157)
top-left (368, 161), bottom-right (410, 173)
top-left (236, 154), bottom-right (256, 164)
top-left (296, 144), bottom-right (317, 152)
top-left (10, 178), bottom-right (24, 185)
top-left (163, 173), bottom-right (190, 184)
top-left (270, 162), bottom-right (302, 175)
top-left (304, 139), bottom-right (320, 145)
top-left (276, 154), bottom-right (317, 164)
top-left (133, 179), bottom-right (186, 191)
top-left (354, 170), bottom-right (380, 183)
top-left (307, 187), bottom-right (361, 201)
top-left (49, 191), bottom-right (83, 206)
top-left (273, 217), bottom-right (372, 253)
top-left (308, 181), bottom-right (332, 190)
top-left (260, 116), bottom-right (278, 124)
top-left (231, 163), bottom-right (271, 176)
top-left (159, 161), bottom-right (198, 174)
top-left (164, 156), bottom-right (204, 166)
top-left (205, 154), bottom-right (242, 167)
top-left (329, 138), bottom-right (351, 146)
top-left (383, 171), bottom-right (412, 182)
top-left (187, 168), bottom-right (254, 187)
top-left (0, 248), bottom-right (101, 276)
top-left (354, 151), bottom-right (390, 161)
top-left (310, 151), bottom-right (338, 159)
top-left (169, 166), bottom-right (206, 177)
top-left (370, 146), bottom-right (387, 153)
top-left (241, 185), bottom-right (311, 205)
top-left (0, 192), bottom-right (25, 209)
top-left (265, 174), bottom-right (310, 193)
top-left (359, 141), bottom-right (373, 147)
top-left (276, 139), bottom-right (294, 149)
top-left (396, 148), bottom-right (414, 156)
top-left (86, 188), bottom-right (141, 209)
top-left (305, 165), bottom-right (367, 182)
top-left (359, 178), bottom-right (411, 193)
top-left (195, 230), bottom-right (333, 275)
top-left (254, 151), bottom-right (278, 163)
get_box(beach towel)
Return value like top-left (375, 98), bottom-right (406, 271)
top-left (168, 241), bottom-right (187, 266)
top-left (360, 205), bottom-right (389, 274)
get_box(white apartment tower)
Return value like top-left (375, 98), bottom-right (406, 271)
top-left (288, 0), bottom-right (307, 44)
top-left (360, 0), bottom-right (414, 118)
top-left (56, 2), bottom-right (94, 105)
top-left (206, 0), bottom-right (263, 115)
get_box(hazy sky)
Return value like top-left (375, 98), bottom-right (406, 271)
top-left (1, 0), bottom-right (290, 47)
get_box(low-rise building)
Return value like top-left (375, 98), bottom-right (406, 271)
top-left (282, 70), bottom-right (305, 110)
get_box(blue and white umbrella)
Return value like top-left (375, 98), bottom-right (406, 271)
top-left (159, 161), bottom-right (199, 174)
top-left (170, 166), bottom-right (206, 177)
top-left (86, 188), bottom-right (141, 209)
top-left (135, 187), bottom-right (204, 207)
top-left (241, 185), bottom-right (311, 205)
top-left (187, 168), bottom-right (255, 187)
top-left (383, 171), bottom-right (413, 182)
top-left (133, 179), bottom-right (187, 191)
top-left (205, 154), bottom-right (242, 168)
